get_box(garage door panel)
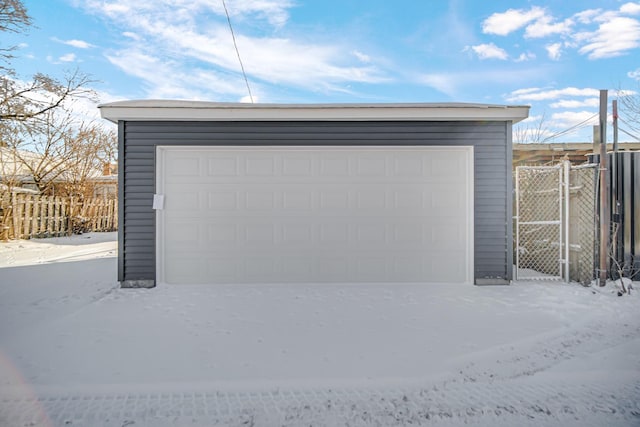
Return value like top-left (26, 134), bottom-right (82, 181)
top-left (431, 224), bottom-right (463, 248)
top-left (207, 191), bottom-right (239, 210)
top-left (428, 151), bottom-right (467, 177)
top-left (429, 255), bottom-right (466, 282)
top-left (245, 156), bottom-right (277, 176)
top-left (207, 224), bottom-right (238, 244)
top-left (166, 156), bottom-right (201, 177)
top-left (319, 223), bottom-right (349, 243)
top-left (319, 156), bottom-right (350, 176)
top-left (207, 156), bottom-right (238, 176)
top-left (158, 147), bottom-right (473, 284)
top-left (165, 221), bottom-right (199, 241)
top-left (164, 186), bottom-right (200, 210)
top-left (282, 191), bottom-right (313, 210)
top-left (282, 155), bottom-right (314, 176)
top-left (245, 191), bottom-right (276, 210)
top-left (282, 223), bottom-right (313, 244)
top-left (393, 257), bottom-right (428, 281)
top-left (393, 156), bottom-right (424, 176)
top-left (192, 186), bottom-right (460, 216)
top-left (243, 223), bottom-right (277, 244)
top-left (197, 150), bottom-right (467, 183)
top-left (164, 219), bottom-right (466, 252)
top-left (430, 190), bottom-right (466, 210)
top-left (163, 251), bottom-right (466, 284)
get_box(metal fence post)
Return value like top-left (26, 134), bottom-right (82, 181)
top-left (563, 160), bottom-right (570, 282)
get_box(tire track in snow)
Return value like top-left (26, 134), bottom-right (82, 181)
top-left (449, 318), bottom-right (640, 384)
top-left (1, 378), bottom-right (638, 426)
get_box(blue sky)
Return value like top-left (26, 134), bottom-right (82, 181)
top-left (6, 0), bottom-right (640, 142)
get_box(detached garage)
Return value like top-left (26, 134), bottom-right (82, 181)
top-left (99, 101), bottom-right (529, 287)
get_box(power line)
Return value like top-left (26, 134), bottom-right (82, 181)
top-left (618, 127), bottom-right (640, 141)
top-left (619, 117), bottom-right (640, 133)
top-left (541, 113), bottom-right (598, 142)
top-left (221, 0), bottom-right (254, 103)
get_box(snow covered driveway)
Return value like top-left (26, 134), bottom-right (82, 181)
top-left (0, 233), bottom-right (639, 426)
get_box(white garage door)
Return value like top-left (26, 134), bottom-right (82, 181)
top-left (156, 146), bottom-right (473, 285)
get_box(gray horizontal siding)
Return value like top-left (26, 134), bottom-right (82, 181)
top-left (119, 120), bottom-right (512, 284)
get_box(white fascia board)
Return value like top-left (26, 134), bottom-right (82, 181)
top-left (99, 100), bottom-right (530, 124)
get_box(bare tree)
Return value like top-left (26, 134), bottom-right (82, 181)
top-left (0, 0), bottom-right (32, 72)
top-left (608, 222), bottom-right (638, 295)
top-left (513, 112), bottom-right (550, 144)
top-left (2, 111), bottom-right (77, 194)
top-left (2, 111), bottom-right (116, 197)
top-left (0, 0), bottom-right (95, 128)
top-left (57, 123), bottom-right (117, 199)
top-left (617, 88), bottom-right (640, 138)
top-left (0, 69), bottom-right (96, 122)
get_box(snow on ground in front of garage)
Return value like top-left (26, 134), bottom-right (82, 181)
top-left (0, 232), bottom-right (639, 426)
top-left (0, 232), bottom-right (117, 268)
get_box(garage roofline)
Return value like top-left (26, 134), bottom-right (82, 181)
top-left (99, 100), bottom-right (530, 124)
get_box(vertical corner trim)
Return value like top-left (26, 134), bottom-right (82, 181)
top-left (117, 120), bottom-right (125, 283)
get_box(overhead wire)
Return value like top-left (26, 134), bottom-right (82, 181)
top-left (618, 117), bottom-right (640, 133)
top-left (618, 127), bottom-right (640, 141)
top-left (540, 113), bottom-right (598, 142)
top-left (221, 0), bottom-right (254, 103)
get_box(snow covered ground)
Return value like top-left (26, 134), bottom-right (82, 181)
top-left (0, 232), bottom-right (638, 426)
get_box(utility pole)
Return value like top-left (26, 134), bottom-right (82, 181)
top-left (598, 90), bottom-right (609, 286)
top-left (612, 100), bottom-right (619, 209)
top-left (612, 100), bottom-right (620, 259)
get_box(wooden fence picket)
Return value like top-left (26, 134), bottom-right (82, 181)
top-left (32, 196), bottom-right (39, 238)
top-left (0, 192), bottom-right (118, 240)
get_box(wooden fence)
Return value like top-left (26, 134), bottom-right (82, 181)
top-left (0, 192), bottom-right (118, 240)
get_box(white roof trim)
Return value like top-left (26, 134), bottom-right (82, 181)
top-left (99, 100), bottom-right (530, 124)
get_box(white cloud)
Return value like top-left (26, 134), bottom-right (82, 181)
top-left (573, 9), bottom-right (601, 24)
top-left (515, 52), bottom-right (536, 62)
top-left (551, 110), bottom-right (598, 126)
top-left (418, 74), bottom-right (458, 96)
top-left (467, 43), bottom-right (508, 60)
top-left (352, 50), bottom-right (371, 63)
top-left (59, 53), bottom-right (77, 62)
top-left (122, 32), bottom-right (140, 40)
top-left (549, 98), bottom-right (600, 108)
top-left (579, 17), bottom-right (640, 59)
top-left (629, 68), bottom-right (640, 80)
top-left (506, 87), bottom-right (599, 102)
top-left (510, 87), bottom-right (543, 97)
top-left (485, 3), bottom-right (640, 61)
top-left (105, 48), bottom-right (251, 99)
top-left (74, 0), bottom-right (387, 99)
top-left (524, 16), bottom-right (573, 38)
top-left (620, 2), bottom-right (640, 15)
top-left (66, 39), bottom-right (94, 49)
top-left (520, 114), bottom-right (544, 124)
top-left (546, 42), bottom-right (562, 60)
top-left (419, 68), bottom-right (550, 97)
top-left (53, 38), bottom-right (95, 49)
top-left (77, 0), bottom-right (294, 29)
top-left (102, 2), bottom-right (130, 16)
top-left (482, 6), bottom-right (546, 35)
top-left (615, 89), bottom-right (638, 97)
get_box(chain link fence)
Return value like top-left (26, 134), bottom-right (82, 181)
top-left (568, 165), bottom-right (597, 285)
top-left (515, 165), bottom-right (563, 279)
top-left (515, 162), bottom-right (597, 284)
